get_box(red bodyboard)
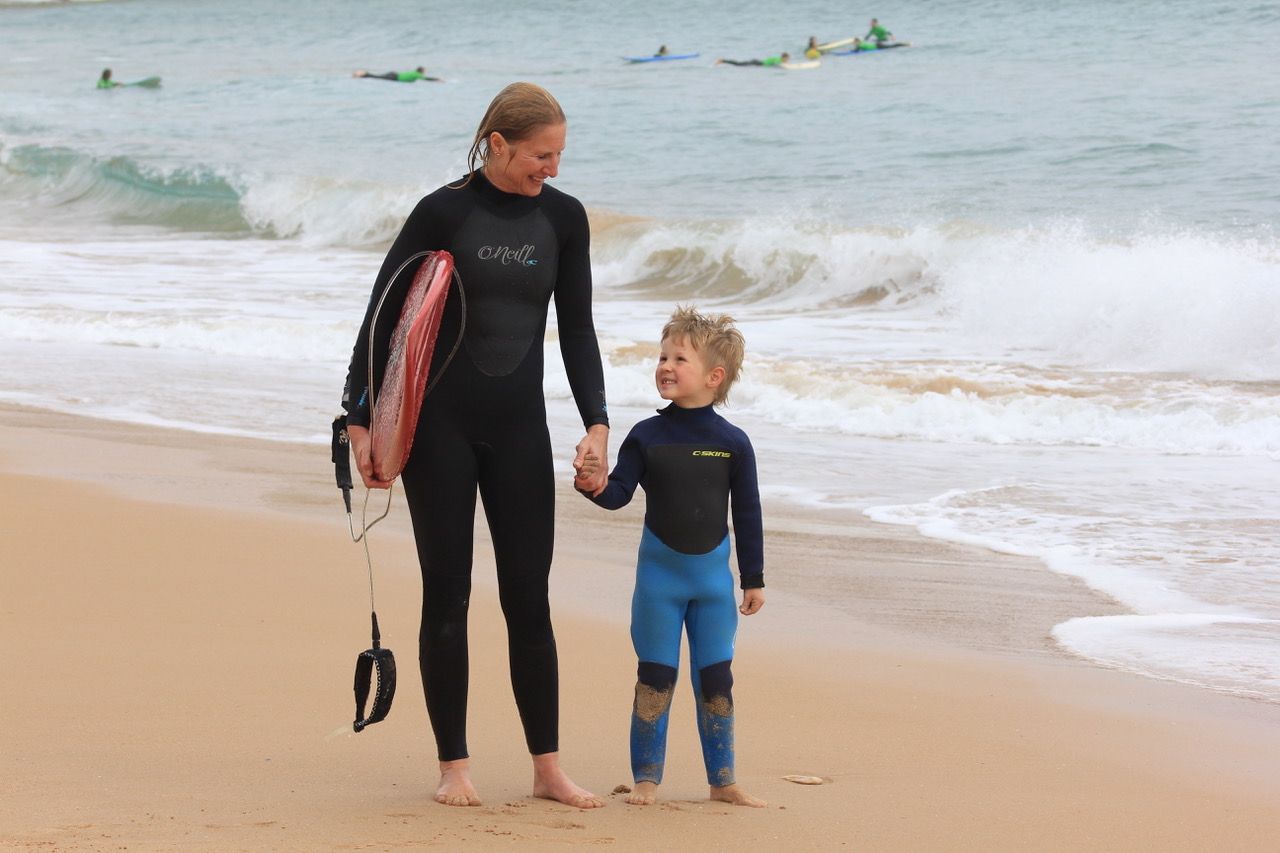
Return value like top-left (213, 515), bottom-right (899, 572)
top-left (370, 250), bottom-right (454, 481)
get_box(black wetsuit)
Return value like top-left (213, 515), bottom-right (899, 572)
top-left (342, 171), bottom-right (608, 761)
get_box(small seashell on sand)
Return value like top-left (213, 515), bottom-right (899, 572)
top-left (782, 774), bottom-right (825, 785)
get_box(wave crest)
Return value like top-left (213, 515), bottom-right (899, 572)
top-left (0, 140), bottom-right (420, 246)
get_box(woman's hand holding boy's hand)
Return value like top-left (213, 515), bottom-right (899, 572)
top-left (740, 588), bottom-right (765, 616)
top-left (572, 424), bottom-right (609, 496)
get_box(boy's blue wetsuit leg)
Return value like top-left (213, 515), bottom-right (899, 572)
top-left (629, 526), bottom-right (738, 786)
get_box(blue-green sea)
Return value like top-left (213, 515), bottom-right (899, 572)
top-left (2, 0), bottom-right (1279, 701)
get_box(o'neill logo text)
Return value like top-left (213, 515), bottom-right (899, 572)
top-left (478, 244), bottom-right (538, 266)
top-left (692, 450), bottom-right (731, 458)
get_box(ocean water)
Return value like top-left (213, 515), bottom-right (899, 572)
top-left (2, 0), bottom-right (1279, 700)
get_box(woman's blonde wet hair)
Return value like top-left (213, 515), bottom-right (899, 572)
top-left (661, 305), bottom-right (746, 406)
top-left (462, 82), bottom-right (566, 182)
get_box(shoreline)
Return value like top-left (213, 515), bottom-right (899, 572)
top-left (1, 401), bottom-right (1130, 662)
top-left (4, 403), bottom-right (1280, 849)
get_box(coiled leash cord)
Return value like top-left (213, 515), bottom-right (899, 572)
top-left (331, 251), bottom-right (466, 732)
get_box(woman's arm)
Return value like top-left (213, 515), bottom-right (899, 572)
top-left (551, 194), bottom-right (611, 494)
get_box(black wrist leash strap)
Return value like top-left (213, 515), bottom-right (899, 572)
top-left (331, 416), bottom-right (397, 732)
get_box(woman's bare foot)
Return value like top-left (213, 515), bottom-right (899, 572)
top-left (435, 758), bottom-right (481, 807)
top-left (624, 780), bottom-right (659, 805)
top-left (710, 782), bottom-right (766, 807)
top-left (531, 752), bottom-right (604, 808)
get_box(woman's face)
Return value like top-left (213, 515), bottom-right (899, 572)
top-left (485, 122), bottom-right (566, 197)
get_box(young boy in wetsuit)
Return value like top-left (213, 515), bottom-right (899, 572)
top-left (574, 306), bottom-right (766, 808)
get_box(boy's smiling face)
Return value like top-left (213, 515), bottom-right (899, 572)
top-left (655, 335), bottom-right (723, 408)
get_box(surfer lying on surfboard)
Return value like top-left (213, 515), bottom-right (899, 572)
top-left (714, 52), bottom-right (789, 67)
top-left (353, 67), bottom-right (442, 82)
top-left (96, 68), bottom-right (161, 89)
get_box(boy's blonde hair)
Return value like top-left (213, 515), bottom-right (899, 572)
top-left (661, 305), bottom-right (745, 406)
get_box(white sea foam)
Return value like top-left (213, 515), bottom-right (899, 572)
top-left (938, 224), bottom-right (1280, 381)
top-left (1053, 614), bottom-right (1280, 699)
top-left (867, 476), bottom-right (1280, 701)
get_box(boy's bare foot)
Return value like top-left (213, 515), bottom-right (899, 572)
top-left (531, 752), bottom-right (604, 809)
top-left (710, 782), bottom-right (767, 807)
top-left (435, 758), bottom-right (481, 807)
top-left (624, 781), bottom-right (659, 805)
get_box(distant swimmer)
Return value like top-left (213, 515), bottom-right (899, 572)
top-left (96, 68), bottom-right (161, 89)
top-left (848, 33), bottom-right (910, 52)
top-left (655, 45), bottom-right (669, 56)
top-left (805, 36), bottom-right (820, 59)
top-left (353, 66), bottom-right (442, 82)
top-left (714, 52), bottom-right (789, 67)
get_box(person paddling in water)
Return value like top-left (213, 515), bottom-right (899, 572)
top-left (96, 68), bottom-right (120, 89)
top-left (353, 66), bottom-right (441, 82)
top-left (715, 51), bottom-right (789, 66)
top-left (865, 18), bottom-right (894, 46)
top-left (341, 82), bottom-right (609, 809)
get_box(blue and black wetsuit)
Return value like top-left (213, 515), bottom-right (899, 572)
top-left (342, 171), bottom-right (608, 762)
top-left (585, 403), bottom-right (763, 786)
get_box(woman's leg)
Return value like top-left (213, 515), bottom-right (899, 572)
top-left (476, 419), bottom-right (558, 752)
top-left (475, 417), bottom-right (603, 807)
top-left (400, 418), bottom-right (478, 763)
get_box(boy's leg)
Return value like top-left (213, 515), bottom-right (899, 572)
top-left (630, 660), bottom-right (678, 786)
top-left (682, 537), bottom-right (738, 786)
top-left (686, 549), bottom-right (767, 807)
top-left (628, 528), bottom-right (688, 792)
top-left (687, 607), bottom-right (738, 788)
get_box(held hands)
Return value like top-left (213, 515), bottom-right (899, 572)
top-left (740, 588), bottom-right (765, 616)
top-left (346, 424), bottom-right (396, 490)
top-left (572, 424), bottom-right (609, 497)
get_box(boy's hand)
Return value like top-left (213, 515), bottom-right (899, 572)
top-left (740, 588), bottom-right (765, 616)
top-left (572, 424), bottom-right (609, 496)
top-left (573, 454), bottom-right (599, 491)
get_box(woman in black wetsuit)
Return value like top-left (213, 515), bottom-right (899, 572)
top-left (342, 82), bottom-right (610, 809)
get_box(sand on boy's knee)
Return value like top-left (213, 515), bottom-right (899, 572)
top-left (702, 695), bottom-right (732, 718)
top-left (634, 682), bottom-right (674, 723)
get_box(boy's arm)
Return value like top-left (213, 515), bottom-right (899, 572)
top-left (729, 433), bottom-right (764, 590)
top-left (577, 428), bottom-right (644, 510)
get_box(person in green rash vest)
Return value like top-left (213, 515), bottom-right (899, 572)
top-left (352, 66), bottom-right (441, 82)
top-left (96, 68), bottom-right (121, 89)
top-left (714, 52), bottom-right (789, 67)
top-left (864, 18), bottom-right (892, 45)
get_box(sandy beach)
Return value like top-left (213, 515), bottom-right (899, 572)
top-left (3, 402), bottom-right (1279, 851)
